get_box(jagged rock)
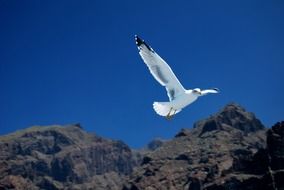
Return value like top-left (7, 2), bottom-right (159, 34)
top-left (194, 103), bottom-right (265, 136)
top-left (267, 121), bottom-right (284, 170)
top-left (147, 138), bottom-right (165, 151)
top-left (0, 125), bottom-right (137, 189)
top-left (123, 103), bottom-right (267, 190)
top-left (1, 103), bottom-right (283, 190)
top-left (175, 128), bottom-right (191, 137)
top-left (204, 121), bottom-right (284, 190)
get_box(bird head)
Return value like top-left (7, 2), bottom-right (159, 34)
top-left (192, 88), bottom-right (202, 95)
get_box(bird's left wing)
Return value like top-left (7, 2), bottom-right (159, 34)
top-left (135, 35), bottom-right (185, 101)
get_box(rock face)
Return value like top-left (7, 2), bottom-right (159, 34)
top-left (123, 103), bottom-right (274, 190)
top-left (0, 125), bottom-right (137, 190)
top-left (194, 103), bottom-right (265, 135)
top-left (205, 121), bottom-right (284, 190)
top-left (0, 103), bottom-right (283, 190)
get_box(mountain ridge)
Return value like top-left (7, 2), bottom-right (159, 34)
top-left (0, 103), bottom-right (283, 190)
top-left (123, 103), bottom-right (268, 189)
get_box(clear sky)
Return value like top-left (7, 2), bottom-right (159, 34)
top-left (0, 0), bottom-right (283, 148)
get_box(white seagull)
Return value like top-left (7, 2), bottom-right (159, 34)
top-left (135, 35), bottom-right (219, 119)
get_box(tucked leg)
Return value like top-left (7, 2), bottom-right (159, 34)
top-left (166, 108), bottom-right (177, 120)
top-left (166, 107), bottom-right (173, 120)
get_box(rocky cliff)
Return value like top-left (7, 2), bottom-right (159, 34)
top-left (123, 103), bottom-right (269, 190)
top-left (0, 103), bottom-right (283, 190)
top-left (0, 124), bottom-right (137, 190)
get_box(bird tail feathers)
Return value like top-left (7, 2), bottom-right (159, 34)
top-left (153, 102), bottom-right (181, 116)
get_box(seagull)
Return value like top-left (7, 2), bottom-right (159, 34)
top-left (135, 35), bottom-right (219, 119)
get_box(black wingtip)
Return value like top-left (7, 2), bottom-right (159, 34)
top-left (213, 88), bottom-right (220, 92)
top-left (135, 35), bottom-right (144, 46)
top-left (134, 35), bottom-right (154, 52)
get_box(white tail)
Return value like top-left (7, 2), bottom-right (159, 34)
top-left (153, 102), bottom-right (181, 116)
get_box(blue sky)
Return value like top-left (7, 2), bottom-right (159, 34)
top-left (0, 0), bottom-right (283, 148)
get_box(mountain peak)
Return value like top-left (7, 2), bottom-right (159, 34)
top-left (193, 103), bottom-right (265, 136)
top-left (124, 104), bottom-right (270, 190)
top-left (218, 103), bottom-right (252, 119)
top-left (0, 124), bottom-right (136, 189)
top-left (222, 102), bottom-right (245, 109)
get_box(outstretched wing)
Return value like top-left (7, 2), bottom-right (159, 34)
top-left (200, 88), bottom-right (220, 96)
top-left (135, 35), bottom-right (185, 101)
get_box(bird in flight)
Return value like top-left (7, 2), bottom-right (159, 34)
top-left (135, 35), bottom-right (219, 119)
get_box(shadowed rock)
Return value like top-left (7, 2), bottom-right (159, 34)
top-left (123, 103), bottom-right (269, 190)
top-left (0, 125), bottom-right (137, 189)
top-left (0, 104), bottom-right (283, 190)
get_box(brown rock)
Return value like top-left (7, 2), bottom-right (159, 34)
top-left (123, 104), bottom-right (267, 190)
top-left (0, 125), bottom-right (136, 190)
top-left (1, 104), bottom-right (283, 190)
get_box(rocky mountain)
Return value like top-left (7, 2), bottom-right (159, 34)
top-left (0, 124), bottom-right (137, 190)
top-left (123, 103), bottom-right (269, 190)
top-left (0, 103), bottom-right (283, 190)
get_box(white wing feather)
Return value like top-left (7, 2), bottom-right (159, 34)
top-left (135, 36), bottom-right (185, 101)
top-left (200, 88), bottom-right (219, 96)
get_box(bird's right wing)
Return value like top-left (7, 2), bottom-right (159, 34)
top-left (200, 88), bottom-right (220, 96)
top-left (135, 35), bottom-right (185, 101)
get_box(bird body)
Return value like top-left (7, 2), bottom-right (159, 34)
top-left (153, 90), bottom-right (197, 117)
top-left (135, 35), bottom-right (219, 119)
top-left (172, 90), bottom-right (199, 110)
